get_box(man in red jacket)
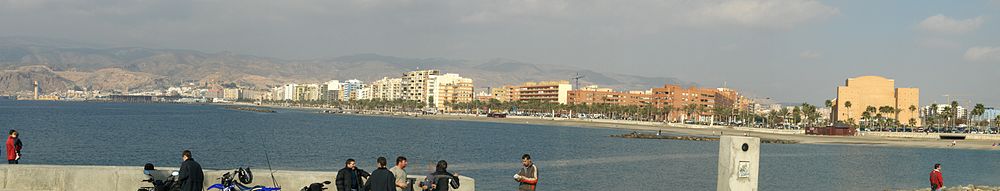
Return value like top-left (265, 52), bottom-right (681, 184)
top-left (930, 163), bottom-right (943, 191)
top-left (6, 130), bottom-right (23, 164)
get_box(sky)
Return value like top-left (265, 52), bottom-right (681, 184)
top-left (1, 0), bottom-right (999, 106)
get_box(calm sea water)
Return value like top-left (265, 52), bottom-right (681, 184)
top-left (1, 100), bottom-right (999, 190)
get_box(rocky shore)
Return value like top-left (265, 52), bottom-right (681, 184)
top-left (225, 106), bottom-right (277, 113)
top-left (610, 132), bottom-right (798, 144)
top-left (892, 185), bottom-right (1000, 191)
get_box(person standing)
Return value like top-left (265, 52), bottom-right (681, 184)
top-left (177, 150), bottom-right (204, 191)
top-left (930, 163), bottom-right (944, 191)
top-left (389, 156), bottom-right (410, 191)
top-left (429, 160), bottom-right (459, 191)
top-left (514, 154), bottom-right (538, 191)
top-left (337, 159), bottom-right (371, 191)
top-left (7, 129), bottom-right (24, 164)
top-left (365, 157), bottom-right (397, 191)
top-left (6, 130), bottom-right (22, 164)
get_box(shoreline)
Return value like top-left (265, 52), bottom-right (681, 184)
top-left (216, 102), bottom-right (1000, 151)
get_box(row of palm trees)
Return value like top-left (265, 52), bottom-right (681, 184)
top-left (258, 99), bottom-right (426, 112)
top-left (249, 98), bottom-right (999, 131)
top-left (924, 102), bottom-right (998, 132)
top-left (445, 99), bottom-right (676, 121)
top-left (832, 99), bottom-right (1000, 132)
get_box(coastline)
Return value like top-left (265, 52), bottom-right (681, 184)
top-left (215, 102), bottom-right (1000, 151)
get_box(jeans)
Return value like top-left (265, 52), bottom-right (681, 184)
top-left (7, 160), bottom-right (17, 164)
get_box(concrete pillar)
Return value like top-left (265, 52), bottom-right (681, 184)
top-left (717, 136), bottom-right (759, 191)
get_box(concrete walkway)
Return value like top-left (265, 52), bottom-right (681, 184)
top-left (0, 164), bottom-right (475, 191)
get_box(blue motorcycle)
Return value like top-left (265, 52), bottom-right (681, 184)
top-left (207, 167), bottom-right (281, 191)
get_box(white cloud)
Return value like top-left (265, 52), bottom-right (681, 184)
top-left (690, 0), bottom-right (839, 29)
top-left (964, 46), bottom-right (1000, 63)
top-left (799, 51), bottom-right (822, 59)
top-left (919, 14), bottom-right (984, 34)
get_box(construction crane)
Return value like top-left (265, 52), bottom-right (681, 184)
top-left (571, 72), bottom-right (585, 90)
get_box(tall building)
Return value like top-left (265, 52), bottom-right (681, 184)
top-left (490, 86), bottom-right (513, 102)
top-left (369, 77), bottom-right (403, 100)
top-left (427, 73), bottom-right (474, 110)
top-left (832, 76), bottom-right (920, 126)
top-left (401, 70), bottom-right (440, 103)
top-left (511, 81), bottom-right (573, 104)
top-left (325, 80), bottom-right (342, 101)
top-left (299, 84), bottom-right (325, 101)
top-left (715, 88), bottom-right (752, 110)
top-left (239, 88), bottom-right (270, 101)
top-left (282, 83), bottom-right (297, 101)
top-left (651, 84), bottom-right (720, 122)
top-left (567, 85), bottom-right (654, 106)
top-left (341, 79), bottom-right (365, 101)
top-left (270, 86), bottom-right (284, 101)
top-left (223, 88), bottom-right (241, 101)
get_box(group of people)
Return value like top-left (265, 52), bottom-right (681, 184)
top-left (335, 156), bottom-right (460, 191)
top-left (334, 154), bottom-right (538, 191)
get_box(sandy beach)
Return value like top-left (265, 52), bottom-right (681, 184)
top-left (227, 103), bottom-right (1000, 151)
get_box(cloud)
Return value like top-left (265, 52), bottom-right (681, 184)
top-left (689, 0), bottom-right (839, 29)
top-left (917, 38), bottom-right (961, 49)
top-left (964, 46), bottom-right (1000, 63)
top-left (458, 0), bottom-right (839, 30)
top-left (919, 14), bottom-right (984, 34)
top-left (799, 51), bottom-right (822, 59)
top-left (459, 0), bottom-right (570, 24)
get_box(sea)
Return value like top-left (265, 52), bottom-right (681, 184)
top-left (1, 100), bottom-right (999, 190)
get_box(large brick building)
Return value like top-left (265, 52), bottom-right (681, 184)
top-left (832, 76), bottom-right (920, 126)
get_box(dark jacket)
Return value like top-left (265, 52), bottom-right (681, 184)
top-left (336, 167), bottom-right (370, 191)
top-left (364, 167), bottom-right (396, 191)
top-left (178, 158), bottom-right (204, 191)
top-left (430, 170), bottom-right (459, 191)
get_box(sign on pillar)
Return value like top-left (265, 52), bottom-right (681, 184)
top-left (717, 136), bottom-right (760, 191)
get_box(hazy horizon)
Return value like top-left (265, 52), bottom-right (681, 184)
top-left (2, 0), bottom-right (999, 106)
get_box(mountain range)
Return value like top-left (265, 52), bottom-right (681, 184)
top-left (0, 37), bottom-right (692, 95)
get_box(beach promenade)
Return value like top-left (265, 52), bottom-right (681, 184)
top-left (0, 164), bottom-right (475, 191)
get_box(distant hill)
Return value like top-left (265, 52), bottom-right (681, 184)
top-left (0, 37), bottom-right (693, 95)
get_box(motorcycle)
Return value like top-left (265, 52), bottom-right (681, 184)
top-left (207, 167), bottom-right (281, 191)
top-left (299, 181), bottom-right (331, 191)
top-left (138, 171), bottom-right (181, 191)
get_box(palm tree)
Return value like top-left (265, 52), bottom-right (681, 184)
top-left (844, 101), bottom-right (853, 127)
top-left (909, 105), bottom-right (917, 131)
top-left (865, 106), bottom-right (877, 130)
top-left (683, 104), bottom-right (700, 122)
top-left (950, 101), bottom-right (960, 128)
top-left (929, 104), bottom-right (939, 128)
top-left (972, 103), bottom-right (986, 131)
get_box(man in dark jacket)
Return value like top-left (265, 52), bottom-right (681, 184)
top-left (336, 159), bottom-right (370, 191)
top-left (365, 157), bottom-right (396, 191)
top-left (178, 150), bottom-right (204, 191)
top-left (430, 160), bottom-right (459, 191)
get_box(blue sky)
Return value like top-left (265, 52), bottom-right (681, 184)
top-left (0, 0), bottom-right (998, 106)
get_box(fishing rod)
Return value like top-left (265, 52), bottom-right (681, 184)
top-left (263, 141), bottom-right (280, 188)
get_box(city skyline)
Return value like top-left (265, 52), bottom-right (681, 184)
top-left (1, 0), bottom-right (999, 105)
